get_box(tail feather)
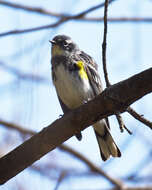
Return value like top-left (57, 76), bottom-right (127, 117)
top-left (93, 120), bottom-right (121, 161)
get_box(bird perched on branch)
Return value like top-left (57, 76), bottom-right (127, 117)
top-left (50, 34), bottom-right (121, 161)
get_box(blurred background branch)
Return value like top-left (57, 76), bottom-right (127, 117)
top-left (0, 61), bottom-right (49, 84)
top-left (0, 119), bottom-right (123, 188)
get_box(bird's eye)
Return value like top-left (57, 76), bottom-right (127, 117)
top-left (63, 41), bottom-right (68, 47)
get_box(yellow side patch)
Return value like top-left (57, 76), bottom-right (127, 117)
top-left (76, 61), bottom-right (88, 80)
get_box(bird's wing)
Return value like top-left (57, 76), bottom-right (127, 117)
top-left (77, 51), bottom-right (103, 96)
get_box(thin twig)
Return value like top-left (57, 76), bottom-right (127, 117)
top-left (59, 145), bottom-right (124, 188)
top-left (89, 17), bottom-right (152, 23)
top-left (115, 113), bottom-right (132, 135)
top-left (127, 107), bottom-right (152, 130)
top-left (1, 0), bottom-right (152, 26)
top-left (1, 17), bottom-right (152, 38)
top-left (0, 0), bottom-right (152, 38)
top-left (0, 0), bottom-right (61, 17)
top-left (102, 0), bottom-right (128, 134)
top-left (30, 164), bottom-right (58, 181)
top-left (102, 0), bottom-right (111, 87)
top-left (1, 0), bottom-right (152, 24)
top-left (0, 18), bottom-right (66, 37)
top-left (0, 0), bottom-right (116, 18)
top-left (0, 0), bottom-right (116, 38)
top-left (101, 2), bottom-right (152, 135)
top-left (54, 171), bottom-right (67, 190)
top-left (0, 119), bottom-right (35, 135)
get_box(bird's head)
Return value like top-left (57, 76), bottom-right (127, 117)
top-left (50, 35), bottom-right (78, 56)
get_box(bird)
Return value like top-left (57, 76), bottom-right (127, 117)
top-left (50, 34), bottom-right (121, 161)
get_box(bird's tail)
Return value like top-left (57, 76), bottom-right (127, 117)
top-left (93, 119), bottom-right (121, 161)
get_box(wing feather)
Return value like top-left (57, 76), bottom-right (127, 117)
top-left (76, 51), bottom-right (103, 96)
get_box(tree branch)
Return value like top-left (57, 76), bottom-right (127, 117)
top-left (102, 0), bottom-right (128, 134)
top-left (0, 0), bottom-right (151, 38)
top-left (0, 0), bottom-right (116, 18)
top-left (0, 119), bottom-right (124, 188)
top-left (0, 67), bottom-right (152, 184)
top-left (0, 62), bottom-right (49, 84)
top-left (127, 107), bottom-right (152, 130)
top-left (0, 0), bottom-right (117, 38)
top-left (1, 0), bottom-right (152, 23)
top-left (59, 145), bottom-right (124, 188)
top-left (102, 0), bottom-right (110, 87)
top-left (1, 17), bottom-right (152, 38)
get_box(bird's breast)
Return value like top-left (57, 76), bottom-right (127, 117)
top-left (53, 64), bottom-right (92, 109)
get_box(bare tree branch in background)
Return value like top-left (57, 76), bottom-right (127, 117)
top-left (0, 120), bottom-right (124, 189)
top-left (1, 17), bottom-right (152, 38)
top-left (0, 0), bottom-right (116, 18)
top-left (54, 171), bottom-right (68, 190)
top-left (1, 1), bottom-right (152, 38)
top-left (0, 1), bottom-right (152, 23)
top-left (1, 18), bottom-right (152, 38)
top-left (0, 62), bottom-right (49, 84)
top-left (127, 107), bottom-right (152, 129)
top-left (6, 119), bottom-right (151, 188)
top-left (0, 0), bottom-right (116, 37)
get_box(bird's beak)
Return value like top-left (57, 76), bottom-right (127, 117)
top-left (49, 40), bottom-right (56, 45)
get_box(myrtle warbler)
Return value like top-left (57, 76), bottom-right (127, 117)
top-left (50, 35), bottom-right (121, 161)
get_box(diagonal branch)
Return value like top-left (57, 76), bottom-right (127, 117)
top-left (0, 0), bottom-right (116, 18)
top-left (0, 18), bottom-right (65, 37)
top-left (127, 107), bottom-right (152, 130)
top-left (0, 67), bottom-right (152, 184)
top-left (0, 119), bottom-right (124, 188)
top-left (1, 0), bottom-right (152, 25)
top-left (1, 17), bottom-right (152, 38)
top-left (0, 0), bottom-right (116, 38)
top-left (1, 0), bottom-right (152, 23)
top-left (59, 145), bottom-right (124, 188)
top-left (0, 0), bottom-right (61, 17)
